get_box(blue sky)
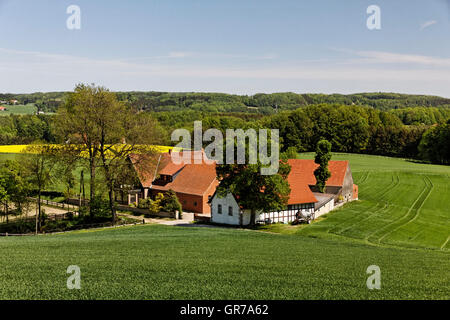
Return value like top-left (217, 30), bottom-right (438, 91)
top-left (0, 0), bottom-right (450, 96)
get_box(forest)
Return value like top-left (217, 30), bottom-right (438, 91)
top-left (2, 91), bottom-right (450, 114)
top-left (0, 91), bottom-right (449, 164)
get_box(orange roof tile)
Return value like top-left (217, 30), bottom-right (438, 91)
top-left (285, 159), bottom-right (349, 204)
top-left (287, 159), bottom-right (349, 187)
top-left (132, 154), bottom-right (350, 204)
top-left (151, 162), bottom-right (219, 196)
top-left (131, 150), bottom-right (219, 196)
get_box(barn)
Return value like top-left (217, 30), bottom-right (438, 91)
top-left (123, 150), bottom-right (219, 214)
top-left (210, 159), bottom-right (358, 226)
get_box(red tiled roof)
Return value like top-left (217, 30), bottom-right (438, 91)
top-left (151, 162), bottom-right (219, 196)
top-left (131, 150), bottom-right (219, 196)
top-left (287, 173), bottom-right (318, 204)
top-left (129, 153), bottom-right (161, 187)
top-left (287, 159), bottom-right (349, 186)
top-left (286, 159), bottom-right (349, 204)
top-left (157, 154), bottom-right (185, 176)
top-left (132, 154), bottom-right (350, 204)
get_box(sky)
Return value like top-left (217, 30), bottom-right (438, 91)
top-left (0, 0), bottom-right (450, 97)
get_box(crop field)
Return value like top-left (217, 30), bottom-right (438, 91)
top-left (294, 153), bottom-right (450, 250)
top-left (0, 104), bottom-right (37, 115)
top-left (0, 153), bottom-right (448, 299)
top-left (0, 224), bottom-right (448, 300)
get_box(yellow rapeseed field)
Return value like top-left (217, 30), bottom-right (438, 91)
top-left (0, 144), bottom-right (176, 154)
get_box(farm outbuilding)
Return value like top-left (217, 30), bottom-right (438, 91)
top-left (210, 159), bottom-right (357, 226)
top-left (123, 150), bottom-right (219, 214)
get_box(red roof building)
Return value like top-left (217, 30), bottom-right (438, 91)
top-left (286, 159), bottom-right (354, 205)
top-left (210, 159), bottom-right (357, 226)
top-left (129, 150), bottom-right (219, 214)
top-left (128, 152), bottom-right (357, 217)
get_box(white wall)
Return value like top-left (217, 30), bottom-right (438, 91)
top-left (211, 192), bottom-right (320, 225)
top-left (210, 193), bottom-right (242, 225)
top-left (315, 199), bottom-right (334, 218)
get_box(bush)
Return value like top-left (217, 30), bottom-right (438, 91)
top-left (137, 191), bottom-right (182, 218)
top-left (160, 190), bottom-right (183, 217)
top-left (138, 195), bottom-right (163, 216)
top-left (89, 197), bottom-right (110, 217)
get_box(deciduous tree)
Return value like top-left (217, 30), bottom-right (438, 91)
top-left (314, 139), bottom-right (332, 193)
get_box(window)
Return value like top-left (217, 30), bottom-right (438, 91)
top-left (218, 204), bottom-right (222, 214)
top-left (228, 206), bottom-right (233, 216)
top-left (194, 201), bottom-right (197, 207)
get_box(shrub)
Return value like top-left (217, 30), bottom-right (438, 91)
top-left (160, 190), bottom-right (183, 217)
top-left (138, 195), bottom-right (163, 216)
top-left (89, 197), bottom-right (110, 217)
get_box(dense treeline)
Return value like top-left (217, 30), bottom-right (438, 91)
top-left (3, 91), bottom-right (450, 114)
top-left (0, 114), bottom-right (55, 144)
top-left (418, 120), bottom-right (450, 165)
top-left (389, 107), bottom-right (450, 125)
top-left (1, 90), bottom-right (449, 164)
top-left (263, 104), bottom-right (428, 158)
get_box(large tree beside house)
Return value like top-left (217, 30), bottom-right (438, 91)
top-left (216, 160), bottom-right (291, 226)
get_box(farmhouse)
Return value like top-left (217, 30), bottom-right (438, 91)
top-left (210, 159), bottom-right (358, 226)
top-left (121, 150), bottom-right (219, 214)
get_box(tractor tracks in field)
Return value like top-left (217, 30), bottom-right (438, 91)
top-left (440, 236), bottom-right (450, 250)
top-left (366, 175), bottom-right (434, 246)
top-left (329, 173), bottom-right (400, 236)
top-left (357, 171), bottom-right (370, 185)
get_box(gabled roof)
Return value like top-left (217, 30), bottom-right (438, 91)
top-left (151, 162), bottom-right (219, 196)
top-left (285, 159), bottom-right (349, 204)
top-left (130, 150), bottom-right (219, 196)
top-left (287, 172), bottom-right (318, 204)
top-left (129, 153), bottom-right (161, 187)
top-left (287, 159), bottom-right (349, 186)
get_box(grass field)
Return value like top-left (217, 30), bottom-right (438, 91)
top-left (0, 104), bottom-right (37, 115)
top-left (0, 224), bottom-right (448, 299)
top-left (291, 153), bottom-right (450, 250)
top-left (0, 153), bottom-right (448, 299)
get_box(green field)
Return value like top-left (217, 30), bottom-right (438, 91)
top-left (0, 224), bottom-right (448, 299)
top-left (0, 104), bottom-right (37, 115)
top-left (0, 153), bottom-right (449, 299)
top-left (294, 153), bottom-right (450, 250)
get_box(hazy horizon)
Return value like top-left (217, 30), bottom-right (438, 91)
top-left (1, 0), bottom-right (450, 97)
